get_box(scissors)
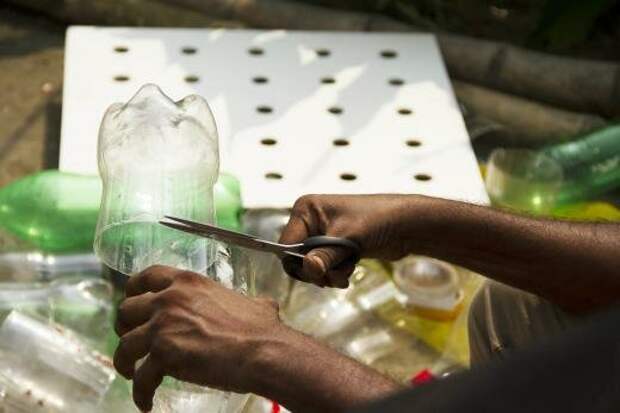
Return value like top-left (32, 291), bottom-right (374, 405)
top-left (159, 216), bottom-right (361, 275)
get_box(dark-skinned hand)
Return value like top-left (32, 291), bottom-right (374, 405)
top-left (113, 265), bottom-right (283, 412)
top-left (279, 194), bottom-right (424, 288)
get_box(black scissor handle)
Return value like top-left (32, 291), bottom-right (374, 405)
top-left (281, 236), bottom-right (361, 282)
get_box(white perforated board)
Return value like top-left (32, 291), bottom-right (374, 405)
top-left (60, 27), bottom-right (488, 208)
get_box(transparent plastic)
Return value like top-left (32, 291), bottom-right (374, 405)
top-left (94, 84), bottom-right (219, 276)
top-left (0, 278), bottom-right (113, 346)
top-left (0, 252), bottom-right (101, 282)
top-left (392, 256), bottom-right (463, 318)
top-left (485, 149), bottom-right (563, 214)
top-left (94, 84), bottom-right (251, 412)
top-left (0, 311), bottom-right (116, 412)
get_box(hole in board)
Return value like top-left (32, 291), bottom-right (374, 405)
top-left (398, 108), bottom-right (413, 115)
top-left (414, 174), bottom-right (432, 182)
top-left (333, 139), bottom-right (350, 147)
top-left (316, 48), bottom-right (331, 57)
top-left (253, 76), bottom-right (268, 84)
top-left (389, 78), bottom-right (404, 86)
top-left (328, 106), bottom-right (343, 115)
top-left (249, 47), bottom-right (264, 56)
top-left (261, 138), bottom-right (277, 146)
top-left (406, 139), bottom-right (422, 147)
top-left (114, 46), bottom-right (129, 53)
top-left (381, 50), bottom-right (398, 59)
top-left (181, 47), bottom-right (197, 55)
top-left (257, 106), bottom-right (273, 114)
top-left (340, 173), bottom-right (357, 181)
top-left (321, 77), bottom-right (336, 84)
top-left (265, 172), bottom-right (283, 180)
top-left (113, 75), bottom-right (130, 82)
top-left (184, 75), bottom-right (200, 83)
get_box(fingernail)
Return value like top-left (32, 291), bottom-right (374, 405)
top-left (308, 253), bottom-right (327, 274)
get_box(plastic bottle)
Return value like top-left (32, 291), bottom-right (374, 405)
top-left (542, 125), bottom-right (620, 204)
top-left (542, 124), bottom-right (620, 170)
top-left (0, 169), bottom-right (242, 254)
top-left (354, 258), bottom-right (481, 365)
top-left (94, 83), bottom-right (245, 413)
top-left (215, 172), bottom-right (243, 231)
top-left (0, 171), bottom-right (101, 252)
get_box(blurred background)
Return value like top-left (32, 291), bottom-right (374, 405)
top-left (0, 1), bottom-right (618, 412)
top-left (2, 0), bottom-right (620, 186)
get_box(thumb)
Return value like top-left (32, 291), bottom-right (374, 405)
top-left (303, 246), bottom-right (353, 287)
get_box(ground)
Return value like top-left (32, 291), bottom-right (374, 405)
top-left (0, 5), bottom-right (64, 186)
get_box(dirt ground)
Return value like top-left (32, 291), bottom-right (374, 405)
top-left (0, 5), bottom-right (65, 186)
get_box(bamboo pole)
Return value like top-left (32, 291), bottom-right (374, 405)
top-left (454, 81), bottom-right (607, 145)
top-left (158, 0), bottom-right (413, 31)
top-left (10, 0), bottom-right (620, 117)
top-left (439, 34), bottom-right (620, 118)
top-left (5, 0), bottom-right (242, 28)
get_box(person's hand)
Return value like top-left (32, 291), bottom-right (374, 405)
top-left (279, 194), bottom-right (426, 288)
top-left (113, 265), bottom-right (284, 412)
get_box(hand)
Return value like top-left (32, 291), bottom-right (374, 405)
top-left (114, 265), bottom-right (284, 412)
top-left (279, 194), bottom-right (425, 288)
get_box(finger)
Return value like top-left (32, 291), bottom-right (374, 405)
top-left (302, 246), bottom-right (352, 285)
top-left (325, 263), bottom-right (355, 289)
top-left (281, 255), bottom-right (310, 283)
top-left (116, 292), bottom-right (157, 333)
top-left (114, 323), bottom-right (151, 379)
top-left (133, 355), bottom-right (164, 412)
top-left (125, 265), bottom-right (177, 297)
top-left (279, 213), bottom-right (310, 245)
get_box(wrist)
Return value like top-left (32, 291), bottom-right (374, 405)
top-left (247, 323), bottom-right (402, 412)
top-left (247, 323), bottom-right (316, 403)
top-left (246, 323), bottom-right (298, 394)
top-left (392, 194), bottom-right (444, 256)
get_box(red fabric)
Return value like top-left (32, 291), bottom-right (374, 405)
top-left (411, 369), bottom-right (436, 386)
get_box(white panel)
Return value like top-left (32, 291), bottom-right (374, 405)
top-left (60, 27), bottom-right (488, 208)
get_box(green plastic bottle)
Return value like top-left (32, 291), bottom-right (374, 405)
top-left (0, 171), bottom-right (101, 252)
top-left (0, 170), bottom-right (243, 253)
top-left (215, 172), bottom-right (243, 231)
top-left (542, 124), bottom-right (620, 204)
top-left (542, 124), bottom-right (620, 170)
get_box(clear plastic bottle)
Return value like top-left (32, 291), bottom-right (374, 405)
top-left (95, 84), bottom-right (220, 277)
top-left (355, 257), bottom-right (480, 365)
top-left (0, 311), bottom-right (116, 412)
top-left (94, 84), bottom-right (243, 412)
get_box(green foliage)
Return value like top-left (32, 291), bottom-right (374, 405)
top-left (530, 0), bottom-right (617, 49)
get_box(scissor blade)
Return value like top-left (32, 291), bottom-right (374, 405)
top-left (160, 216), bottom-right (291, 255)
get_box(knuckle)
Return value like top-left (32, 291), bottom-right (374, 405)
top-left (293, 194), bottom-right (315, 211)
top-left (143, 264), bottom-right (171, 274)
top-left (150, 335), bottom-right (174, 360)
top-left (176, 270), bottom-right (200, 283)
top-left (117, 334), bottom-right (130, 350)
top-left (154, 290), bottom-right (178, 307)
top-left (149, 312), bottom-right (170, 332)
top-left (117, 299), bottom-right (130, 316)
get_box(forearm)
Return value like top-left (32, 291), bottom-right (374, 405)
top-left (402, 196), bottom-right (620, 313)
top-left (249, 325), bottom-right (403, 412)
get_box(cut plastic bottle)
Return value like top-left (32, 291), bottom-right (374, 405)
top-left (94, 84), bottom-right (247, 412)
top-left (95, 84), bottom-right (220, 277)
